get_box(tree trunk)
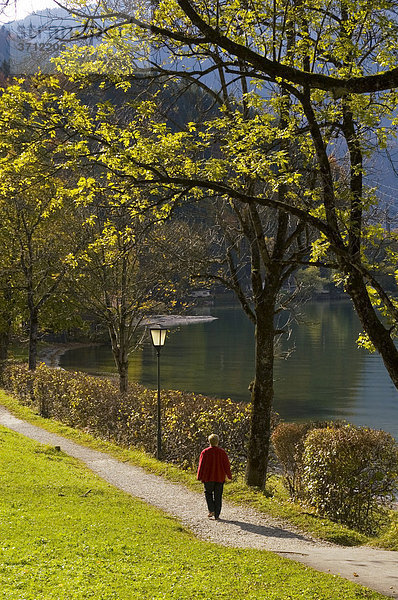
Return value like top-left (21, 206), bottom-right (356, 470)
top-left (108, 325), bottom-right (129, 395)
top-left (0, 279), bottom-right (12, 381)
top-left (345, 269), bottom-right (398, 389)
top-left (245, 305), bottom-right (275, 489)
top-left (28, 308), bottom-right (38, 371)
top-left (0, 329), bottom-right (10, 385)
top-left (118, 358), bottom-right (129, 395)
top-left (0, 330), bottom-right (9, 362)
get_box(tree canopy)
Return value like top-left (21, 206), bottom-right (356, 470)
top-left (54, 0), bottom-right (398, 389)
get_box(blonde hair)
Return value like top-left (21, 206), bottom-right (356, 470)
top-left (208, 434), bottom-right (219, 447)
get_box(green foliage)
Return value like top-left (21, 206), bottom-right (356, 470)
top-left (271, 420), bottom-right (346, 499)
top-left (49, 0), bottom-right (398, 371)
top-left (302, 426), bottom-right (398, 534)
top-left (0, 79), bottom-right (89, 366)
top-left (376, 512), bottom-right (398, 550)
top-left (295, 267), bottom-right (330, 295)
top-left (0, 426), bottom-right (388, 600)
top-left (2, 362), bottom-right (278, 472)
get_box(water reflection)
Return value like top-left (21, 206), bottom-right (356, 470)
top-left (274, 301), bottom-right (364, 418)
top-left (60, 300), bottom-right (398, 439)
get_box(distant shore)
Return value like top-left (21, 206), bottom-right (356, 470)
top-left (38, 314), bottom-right (218, 369)
top-left (143, 315), bottom-right (218, 327)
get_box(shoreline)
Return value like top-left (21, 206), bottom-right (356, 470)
top-left (38, 342), bottom-right (98, 369)
top-left (38, 314), bottom-right (218, 369)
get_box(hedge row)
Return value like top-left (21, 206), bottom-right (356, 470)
top-left (2, 362), bottom-right (278, 472)
top-left (272, 421), bottom-right (398, 534)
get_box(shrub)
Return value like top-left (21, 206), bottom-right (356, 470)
top-left (2, 362), bottom-right (279, 472)
top-left (271, 420), bottom-right (346, 499)
top-left (302, 425), bottom-right (398, 534)
top-left (271, 422), bottom-right (312, 499)
top-left (3, 362), bottom-right (35, 404)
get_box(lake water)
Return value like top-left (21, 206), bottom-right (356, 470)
top-left (60, 299), bottom-right (398, 440)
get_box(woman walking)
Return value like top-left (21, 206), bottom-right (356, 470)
top-left (197, 434), bottom-right (232, 520)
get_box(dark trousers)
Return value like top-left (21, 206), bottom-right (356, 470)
top-left (204, 481), bottom-right (224, 519)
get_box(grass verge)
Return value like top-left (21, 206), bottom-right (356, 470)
top-left (0, 389), bottom-right (396, 550)
top-left (0, 423), bottom-right (390, 600)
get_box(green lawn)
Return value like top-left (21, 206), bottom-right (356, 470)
top-left (0, 423), bottom-right (390, 599)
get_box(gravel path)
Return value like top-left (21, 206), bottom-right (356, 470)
top-left (1, 405), bottom-right (398, 599)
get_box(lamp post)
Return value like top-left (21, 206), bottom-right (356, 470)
top-left (149, 324), bottom-right (167, 460)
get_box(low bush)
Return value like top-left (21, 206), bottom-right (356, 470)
top-left (271, 420), bottom-right (346, 499)
top-left (2, 362), bottom-right (279, 472)
top-left (302, 425), bottom-right (398, 534)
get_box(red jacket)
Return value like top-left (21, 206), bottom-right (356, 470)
top-left (197, 446), bottom-right (232, 483)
